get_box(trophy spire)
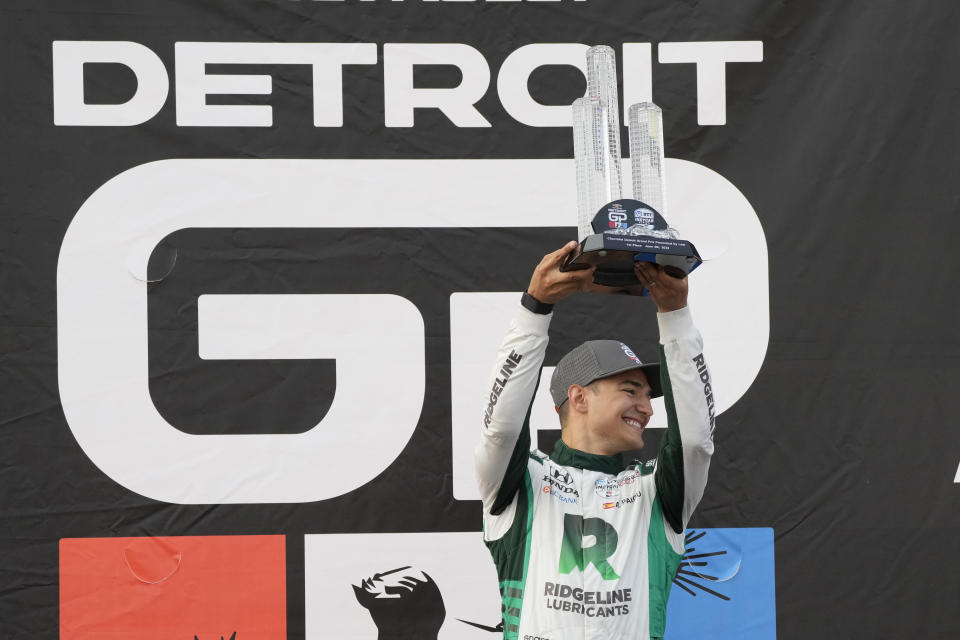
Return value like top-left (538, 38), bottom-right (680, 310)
top-left (628, 102), bottom-right (668, 221)
top-left (573, 46), bottom-right (623, 241)
top-left (585, 45), bottom-right (623, 207)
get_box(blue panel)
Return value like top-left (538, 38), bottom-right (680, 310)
top-left (665, 528), bottom-right (776, 640)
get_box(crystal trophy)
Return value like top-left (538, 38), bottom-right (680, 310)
top-left (563, 47), bottom-right (702, 289)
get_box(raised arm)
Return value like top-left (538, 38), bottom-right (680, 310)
top-left (474, 242), bottom-right (598, 515)
top-left (473, 305), bottom-right (550, 515)
top-left (635, 262), bottom-right (715, 533)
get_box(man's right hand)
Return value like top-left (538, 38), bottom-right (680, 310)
top-left (526, 241), bottom-right (601, 304)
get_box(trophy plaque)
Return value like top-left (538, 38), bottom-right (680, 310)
top-left (562, 46), bottom-right (702, 290)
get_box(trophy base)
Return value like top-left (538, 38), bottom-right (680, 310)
top-left (561, 232), bottom-right (702, 289)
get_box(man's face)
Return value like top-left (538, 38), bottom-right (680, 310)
top-left (583, 369), bottom-right (654, 454)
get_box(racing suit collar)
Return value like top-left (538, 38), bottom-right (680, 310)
top-left (551, 439), bottom-right (624, 475)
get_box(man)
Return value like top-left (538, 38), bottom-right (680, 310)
top-left (475, 241), bottom-right (715, 640)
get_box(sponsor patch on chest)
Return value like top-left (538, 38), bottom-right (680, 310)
top-left (595, 478), bottom-right (619, 498)
top-left (594, 472), bottom-right (641, 499)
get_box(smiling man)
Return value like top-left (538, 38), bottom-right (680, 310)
top-left (475, 241), bottom-right (715, 640)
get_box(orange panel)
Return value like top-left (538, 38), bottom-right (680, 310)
top-left (60, 535), bottom-right (286, 640)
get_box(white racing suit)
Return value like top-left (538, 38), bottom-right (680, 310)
top-left (474, 305), bottom-right (715, 640)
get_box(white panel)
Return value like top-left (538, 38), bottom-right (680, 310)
top-left (305, 532), bottom-right (502, 640)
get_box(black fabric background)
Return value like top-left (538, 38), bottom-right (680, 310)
top-left (1, 0), bottom-right (959, 637)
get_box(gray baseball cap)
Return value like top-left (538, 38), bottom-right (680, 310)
top-left (549, 340), bottom-right (662, 407)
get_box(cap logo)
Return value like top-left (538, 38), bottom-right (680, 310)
top-left (620, 343), bottom-right (641, 364)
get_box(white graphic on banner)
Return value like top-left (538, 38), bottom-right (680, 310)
top-left (384, 43), bottom-right (492, 127)
top-left (175, 42), bottom-right (378, 127)
top-left (52, 41), bottom-right (169, 126)
top-left (53, 41), bottom-right (761, 128)
top-left (659, 41), bottom-right (764, 126)
top-left (498, 43), bottom-right (588, 127)
top-left (57, 158), bottom-right (766, 504)
top-left (304, 532), bottom-right (502, 640)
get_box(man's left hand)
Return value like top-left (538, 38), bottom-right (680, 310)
top-left (634, 261), bottom-right (688, 312)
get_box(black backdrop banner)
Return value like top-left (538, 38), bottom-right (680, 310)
top-left (2, 1), bottom-right (959, 638)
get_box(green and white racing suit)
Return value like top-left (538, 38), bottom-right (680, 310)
top-left (475, 305), bottom-right (715, 640)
